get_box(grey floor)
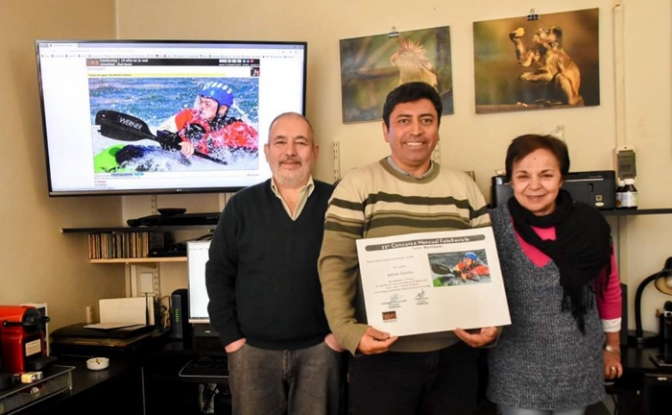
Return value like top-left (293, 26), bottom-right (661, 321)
top-left (587, 401), bottom-right (614, 415)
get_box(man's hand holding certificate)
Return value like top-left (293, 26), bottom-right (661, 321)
top-left (355, 227), bottom-right (511, 337)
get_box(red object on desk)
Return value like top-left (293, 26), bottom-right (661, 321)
top-left (0, 305), bottom-right (49, 373)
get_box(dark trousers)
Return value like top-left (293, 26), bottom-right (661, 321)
top-left (347, 342), bottom-right (478, 415)
top-left (227, 342), bottom-right (345, 415)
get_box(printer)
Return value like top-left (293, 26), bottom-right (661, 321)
top-left (491, 170), bottom-right (616, 210)
top-left (50, 323), bottom-right (159, 355)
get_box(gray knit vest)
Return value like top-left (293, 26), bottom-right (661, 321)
top-left (486, 205), bottom-right (605, 410)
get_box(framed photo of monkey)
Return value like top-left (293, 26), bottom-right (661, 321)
top-left (473, 8), bottom-right (599, 114)
top-left (339, 26), bottom-right (454, 124)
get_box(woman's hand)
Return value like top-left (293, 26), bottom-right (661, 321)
top-left (603, 345), bottom-right (622, 380)
top-left (603, 332), bottom-right (623, 380)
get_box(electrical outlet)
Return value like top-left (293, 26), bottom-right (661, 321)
top-left (615, 145), bottom-right (636, 180)
top-left (140, 272), bottom-right (154, 294)
top-left (139, 271), bottom-right (160, 297)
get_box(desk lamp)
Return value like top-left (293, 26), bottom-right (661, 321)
top-left (629, 257), bottom-right (672, 347)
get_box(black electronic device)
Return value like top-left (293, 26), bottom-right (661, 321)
top-left (150, 242), bottom-right (187, 257)
top-left (51, 323), bottom-right (154, 339)
top-left (171, 289), bottom-right (191, 340)
top-left (192, 323), bottom-right (224, 357)
top-left (178, 355), bottom-right (228, 378)
top-left (642, 373), bottom-right (672, 415)
top-left (128, 212), bottom-right (220, 227)
top-left (157, 208), bottom-right (187, 216)
top-left (660, 301), bottom-right (672, 343)
top-left (629, 258), bottom-right (672, 347)
top-left (490, 170), bottom-right (616, 210)
top-left (36, 40), bottom-right (308, 197)
top-left (50, 329), bottom-right (163, 355)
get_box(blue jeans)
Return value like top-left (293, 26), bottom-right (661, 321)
top-left (347, 342), bottom-right (478, 415)
top-left (227, 342), bottom-right (345, 415)
top-left (499, 406), bottom-right (586, 415)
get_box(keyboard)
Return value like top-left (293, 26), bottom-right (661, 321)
top-left (179, 356), bottom-right (229, 378)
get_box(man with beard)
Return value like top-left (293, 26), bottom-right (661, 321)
top-left (205, 112), bottom-right (345, 415)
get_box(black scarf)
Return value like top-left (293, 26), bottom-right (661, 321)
top-left (508, 189), bottom-right (612, 333)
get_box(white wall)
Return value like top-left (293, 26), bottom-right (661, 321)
top-left (116, 0), bottom-right (672, 335)
top-left (1, 0), bottom-right (125, 331)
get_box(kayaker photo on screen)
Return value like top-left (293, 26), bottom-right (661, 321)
top-left (89, 76), bottom-right (260, 173)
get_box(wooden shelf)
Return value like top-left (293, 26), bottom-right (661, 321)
top-left (70, 208), bottom-right (672, 266)
top-left (63, 226), bottom-right (208, 264)
top-left (90, 257), bottom-right (187, 264)
top-left (601, 208), bottom-right (672, 216)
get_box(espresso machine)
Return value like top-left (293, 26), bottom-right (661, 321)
top-left (0, 305), bottom-right (52, 375)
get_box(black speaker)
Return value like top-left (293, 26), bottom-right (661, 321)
top-left (171, 289), bottom-right (191, 340)
top-left (621, 283), bottom-right (628, 346)
top-left (642, 373), bottom-right (672, 415)
top-left (192, 324), bottom-right (224, 356)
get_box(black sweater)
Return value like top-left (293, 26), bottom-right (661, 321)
top-left (206, 179), bottom-right (334, 350)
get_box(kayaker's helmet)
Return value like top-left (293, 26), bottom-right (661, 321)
top-left (464, 252), bottom-right (478, 261)
top-left (199, 82), bottom-right (234, 108)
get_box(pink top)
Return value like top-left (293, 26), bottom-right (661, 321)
top-left (514, 225), bottom-right (622, 331)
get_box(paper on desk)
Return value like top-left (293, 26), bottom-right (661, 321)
top-left (96, 297), bottom-right (155, 326)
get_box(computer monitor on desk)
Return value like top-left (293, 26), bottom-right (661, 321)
top-left (187, 240), bottom-right (225, 356)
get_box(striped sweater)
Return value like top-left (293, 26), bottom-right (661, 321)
top-left (318, 159), bottom-right (491, 354)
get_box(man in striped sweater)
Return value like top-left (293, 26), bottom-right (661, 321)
top-left (318, 82), bottom-right (496, 415)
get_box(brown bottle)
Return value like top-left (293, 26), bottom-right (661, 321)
top-left (621, 178), bottom-right (638, 209)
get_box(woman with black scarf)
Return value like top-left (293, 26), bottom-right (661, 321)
top-left (486, 134), bottom-right (622, 415)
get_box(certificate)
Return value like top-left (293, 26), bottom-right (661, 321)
top-left (356, 227), bottom-right (511, 337)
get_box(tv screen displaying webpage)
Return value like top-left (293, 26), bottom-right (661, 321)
top-left (36, 40), bottom-right (307, 196)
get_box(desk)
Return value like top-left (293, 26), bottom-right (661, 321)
top-left (17, 339), bottom-right (228, 415)
top-left (20, 343), bottom-right (669, 415)
top-left (611, 346), bottom-right (672, 415)
top-left (17, 354), bottom-right (144, 415)
top-left (143, 341), bottom-right (231, 414)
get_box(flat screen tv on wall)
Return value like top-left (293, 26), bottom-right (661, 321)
top-left (35, 40), bottom-right (307, 196)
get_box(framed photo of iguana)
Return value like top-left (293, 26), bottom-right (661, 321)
top-left (339, 26), bottom-right (454, 123)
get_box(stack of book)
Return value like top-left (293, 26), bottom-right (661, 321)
top-left (87, 231), bottom-right (168, 259)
